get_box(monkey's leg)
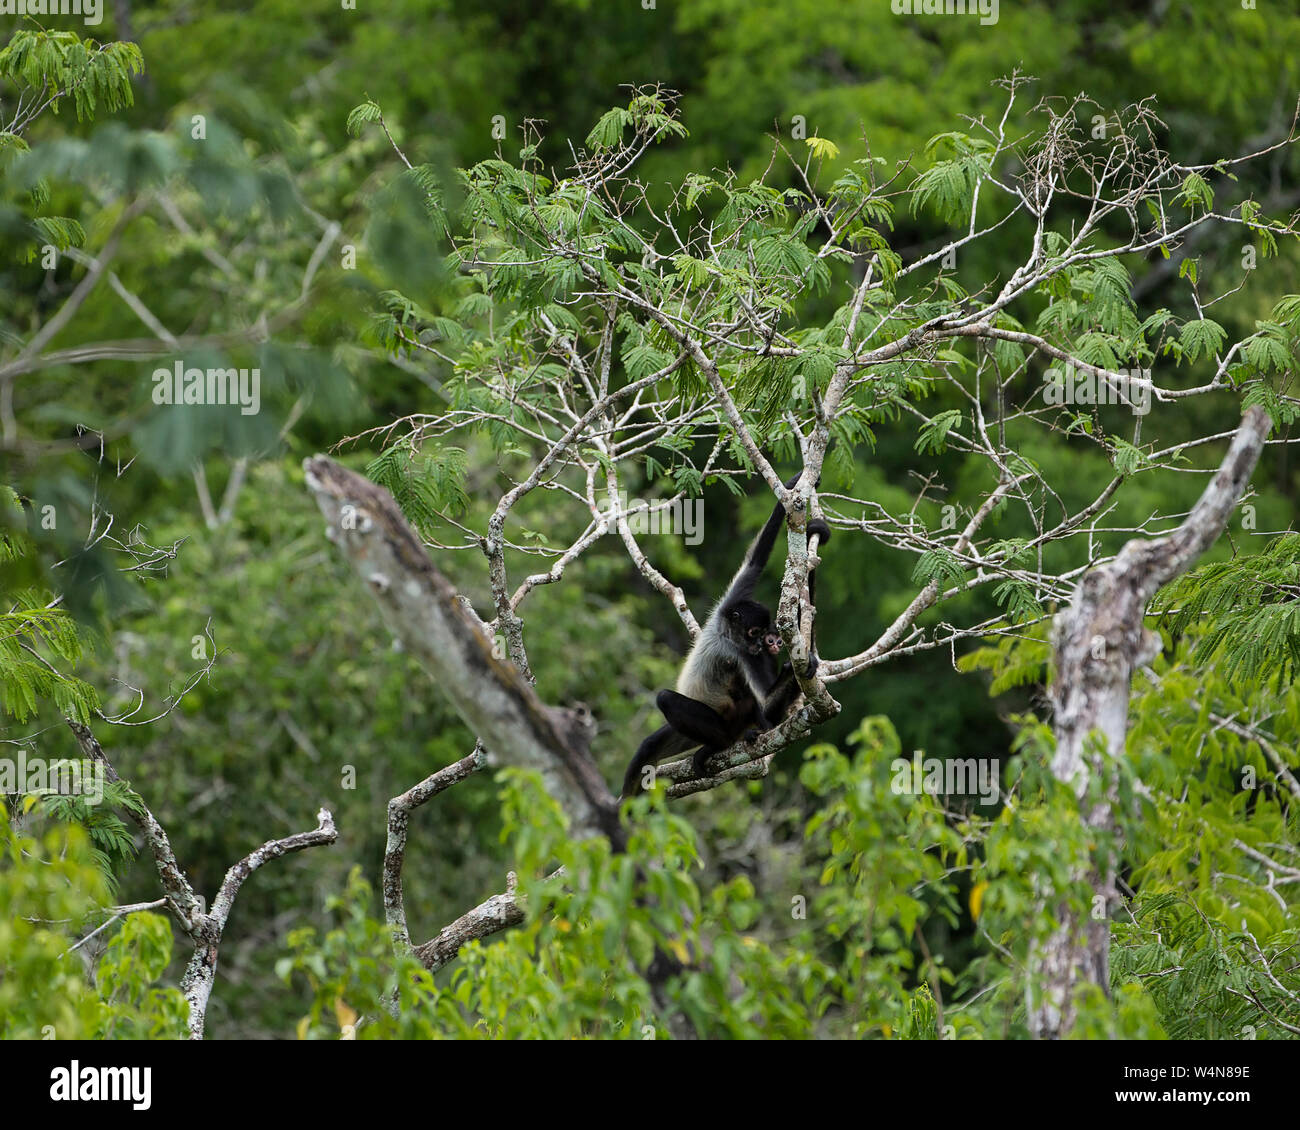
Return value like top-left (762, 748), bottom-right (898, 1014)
top-left (655, 690), bottom-right (741, 779)
top-left (621, 721), bottom-right (696, 797)
top-left (656, 690), bottom-right (733, 746)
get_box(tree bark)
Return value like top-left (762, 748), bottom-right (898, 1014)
top-left (303, 455), bottom-right (623, 848)
top-left (1028, 406), bottom-right (1271, 1038)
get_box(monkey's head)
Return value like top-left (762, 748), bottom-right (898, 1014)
top-left (726, 600), bottom-right (781, 657)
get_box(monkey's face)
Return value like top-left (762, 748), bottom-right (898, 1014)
top-left (728, 601), bottom-right (778, 656)
top-left (741, 616), bottom-right (782, 656)
top-left (742, 624), bottom-right (777, 656)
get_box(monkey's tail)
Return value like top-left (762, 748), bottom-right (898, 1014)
top-left (621, 726), bottom-right (697, 799)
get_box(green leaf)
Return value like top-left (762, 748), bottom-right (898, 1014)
top-left (1176, 172), bottom-right (1214, 212)
top-left (585, 108), bottom-right (631, 151)
top-left (1179, 318), bottom-right (1227, 362)
top-left (914, 410), bottom-right (962, 454)
top-left (346, 100), bottom-right (382, 137)
top-left (805, 136), bottom-right (840, 162)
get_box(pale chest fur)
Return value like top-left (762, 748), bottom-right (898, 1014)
top-left (676, 625), bottom-right (749, 717)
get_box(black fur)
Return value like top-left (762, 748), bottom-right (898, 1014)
top-left (621, 472), bottom-right (830, 797)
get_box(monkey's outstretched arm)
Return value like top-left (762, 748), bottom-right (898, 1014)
top-left (721, 471), bottom-right (810, 607)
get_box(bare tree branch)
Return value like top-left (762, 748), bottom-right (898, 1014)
top-left (384, 746), bottom-right (486, 955)
top-left (67, 717), bottom-right (338, 1039)
top-left (413, 877), bottom-right (526, 973)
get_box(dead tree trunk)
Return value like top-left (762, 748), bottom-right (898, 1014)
top-left (302, 455), bottom-right (623, 848)
top-left (1028, 406), bottom-right (1271, 1038)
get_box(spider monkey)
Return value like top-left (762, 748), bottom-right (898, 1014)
top-left (621, 472), bottom-right (831, 797)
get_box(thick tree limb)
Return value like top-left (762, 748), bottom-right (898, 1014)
top-left (1028, 405), bottom-right (1271, 1039)
top-left (303, 455), bottom-right (623, 848)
